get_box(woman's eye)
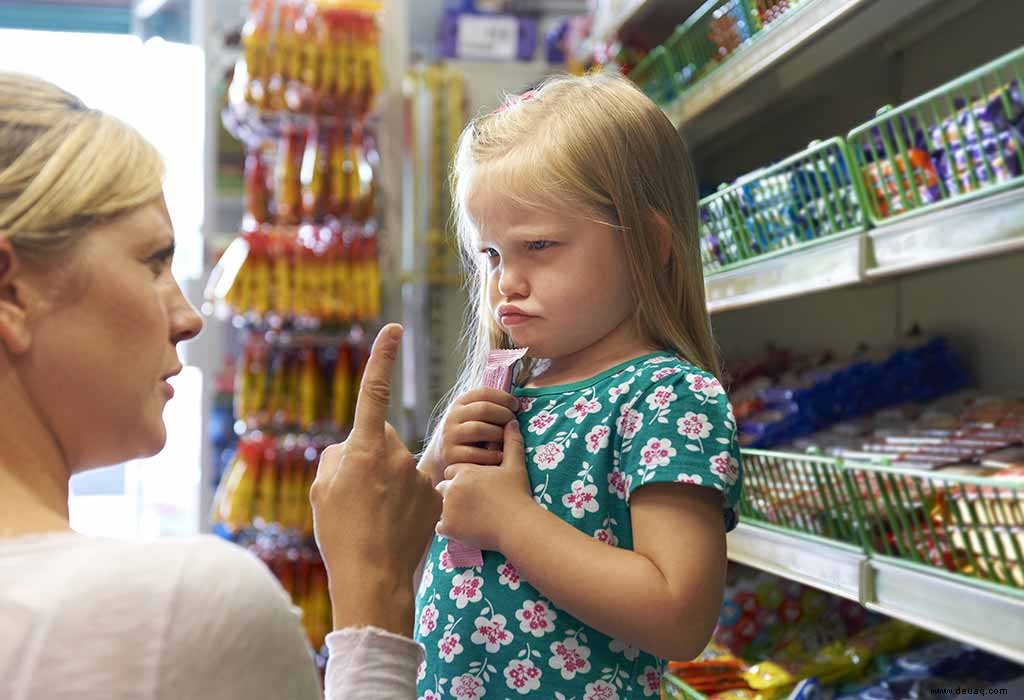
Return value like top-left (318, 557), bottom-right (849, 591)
top-left (147, 248), bottom-right (174, 276)
top-left (481, 247), bottom-right (499, 260)
top-left (526, 240), bottom-right (554, 251)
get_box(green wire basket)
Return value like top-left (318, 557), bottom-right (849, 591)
top-left (843, 462), bottom-right (1024, 596)
top-left (699, 138), bottom-right (868, 275)
top-left (663, 0), bottom-right (759, 94)
top-left (662, 671), bottom-right (709, 700)
top-left (739, 449), bottom-right (864, 545)
top-left (847, 44), bottom-right (1024, 225)
top-left (629, 45), bottom-right (678, 107)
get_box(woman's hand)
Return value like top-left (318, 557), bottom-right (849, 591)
top-left (311, 324), bottom-right (442, 637)
top-left (436, 421), bottom-right (537, 553)
top-left (438, 388), bottom-right (520, 468)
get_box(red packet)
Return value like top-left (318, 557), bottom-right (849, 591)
top-left (447, 347), bottom-right (529, 568)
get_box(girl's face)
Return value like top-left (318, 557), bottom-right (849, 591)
top-left (13, 198), bottom-right (203, 472)
top-left (469, 189), bottom-right (643, 368)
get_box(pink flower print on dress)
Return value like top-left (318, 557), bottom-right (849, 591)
top-left (562, 479), bottom-right (600, 518)
top-left (451, 673), bottom-right (486, 700)
top-left (584, 680), bottom-right (620, 700)
top-left (533, 441), bottom-right (565, 471)
top-left (418, 691), bottom-right (439, 700)
top-left (645, 356), bottom-right (675, 365)
top-left (519, 396), bottom-right (535, 412)
top-left (645, 386), bottom-right (678, 412)
top-left (548, 637), bottom-right (592, 680)
top-left (609, 638), bottom-right (641, 661)
top-left (527, 410), bottom-right (557, 435)
top-left (710, 451), bottom-right (740, 485)
top-left (585, 424), bottom-right (611, 454)
top-left (676, 473), bottom-right (704, 485)
top-left (515, 599), bottom-right (557, 637)
top-left (639, 665), bottom-right (662, 696)
top-left (638, 437), bottom-right (677, 468)
top-left (608, 379), bottom-right (635, 403)
top-left (438, 631), bottom-right (464, 663)
top-left (418, 603), bottom-right (439, 637)
top-left (677, 411), bottom-right (712, 440)
top-left (651, 366), bottom-right (682, 382)
top-left (593, 526), bottom-right (619, 546)
top-left (504, 659), bottom-right (542, 695)
top-left (615, 403), bottom-right (644, 439)
top-left (687, 373), bottom-right (724, 399)
top-left (471, 614), bottom-right (514, 653)
top-left (607, 468), bottom-right (632, 500)
top-left (498, 561), bottom-right (522, 590)
top-left (417, 660), bottom-right (427, 682)
top-left (566, 398), bottom-right (602, 424)
top-left (439, 544), bottom-right (455, 572)
top-left (449, 572), bottom-right (484, 609)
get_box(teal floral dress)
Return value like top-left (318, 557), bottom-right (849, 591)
top-left (415, 352), bottom-right (742, 700)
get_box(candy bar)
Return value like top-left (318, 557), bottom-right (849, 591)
top-left (446, 346), bottom-right (529, 568)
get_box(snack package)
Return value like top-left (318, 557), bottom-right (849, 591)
top-left (446, 347), bottom-right (529, 568)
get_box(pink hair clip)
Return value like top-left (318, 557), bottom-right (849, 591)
top-left (492, 89), bottom-right (538, 115)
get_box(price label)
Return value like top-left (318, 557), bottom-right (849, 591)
top-left (456, 15), bottom-right (520, 61)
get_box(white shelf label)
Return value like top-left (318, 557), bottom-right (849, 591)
top-left (457, 15), bottom-right (519, 61)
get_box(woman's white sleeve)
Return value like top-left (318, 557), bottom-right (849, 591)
top-left (324, 627), bottom-right (424, 699)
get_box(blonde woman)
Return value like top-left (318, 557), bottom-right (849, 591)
top-left (417, 74), bottom-right (743, 698)
top-left (0, 72), bottom-right (439, 699)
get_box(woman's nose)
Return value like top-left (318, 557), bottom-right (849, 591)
top-left (169, 283), bottom-right (204, 344)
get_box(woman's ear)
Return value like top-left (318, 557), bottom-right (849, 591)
top-left (648, 211), bottom-right (673, 266)
top-left (0, 238), bottom-right (32, 354)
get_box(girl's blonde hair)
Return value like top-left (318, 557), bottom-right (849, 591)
top-left (430, 72), bottom-right (718, 445)
top-left (0, 71), bottom-right (164, 260)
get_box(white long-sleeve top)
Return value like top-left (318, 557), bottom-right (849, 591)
top-left (0, 532), bottom-right (422, 699)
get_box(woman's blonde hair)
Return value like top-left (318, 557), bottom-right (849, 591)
top-left (430, 72), bottom-right (718, 444)
top-left (0, 71), bottom-right (164, 260)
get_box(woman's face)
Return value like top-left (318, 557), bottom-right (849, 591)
top-left (17, 198), bottom-right (203, 472)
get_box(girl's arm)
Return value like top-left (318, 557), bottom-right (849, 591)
top-left (500, 482), bottom-right (726, 661)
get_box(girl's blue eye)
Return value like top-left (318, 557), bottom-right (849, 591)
top-left (481, 248), bottom-right (499, 259)
top-left (526, 240), bottom-right (553, 251)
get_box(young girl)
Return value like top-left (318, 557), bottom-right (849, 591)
top-left (416, 73), bottom-right (742, 700)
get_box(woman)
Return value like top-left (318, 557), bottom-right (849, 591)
top-left (0, 71), bottom-right (439, 698)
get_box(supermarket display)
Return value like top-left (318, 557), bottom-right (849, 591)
top-left (849, 53), bottom-right (1024, 222)
top-left (206, 0), bottom-right (384, 663)
top-left (689, 45), bottom-right (1024, 278)
top-left (729, 335), bottom-right (968, 450)
top-left (663, 566), bottom-right (1024, 699)
top-left (627, 0), bottom-right (805, 107)
top-left (699, 139), bottom-right (865, 273)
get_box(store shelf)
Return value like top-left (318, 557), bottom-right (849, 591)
top-left (866, 558), bottom-right (1024, 665)
top-left (727, 523), bottom-right (866, 602)
top-left (705, 230), bottom-right (866, 314)
top-left (728, 523), bottom-right (1024, 665)
top-left (665, 0), bottom-right (941, 148)
top-left (866, 186), bottom-right (1024, 279)
top-left (574, 0), bottom-right (703, 63)
top-left (704, 183), bottom-right (1024, 313)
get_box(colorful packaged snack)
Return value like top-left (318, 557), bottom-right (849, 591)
top-left (446, 347), bottom-right (529, 568)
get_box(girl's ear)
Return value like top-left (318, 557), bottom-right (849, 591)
top-left (0, 239), bottom-right (33, 355)
top-left (648, 211), bottom-right (673, 267)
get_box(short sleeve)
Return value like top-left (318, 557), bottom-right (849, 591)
top-left (615, 361), bottom-right (742, 531)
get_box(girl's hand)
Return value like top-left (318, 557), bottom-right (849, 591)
top-left (436, 421), bottom-right (536, 552)
top-left (439, 388), bottom-right (520, 468)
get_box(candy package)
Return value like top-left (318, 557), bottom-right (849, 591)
top-left (446, 347), bottom-right (529, 568)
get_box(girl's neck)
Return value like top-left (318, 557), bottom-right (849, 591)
top-left (527, 316), bottom-right (659, 388)
top-left (0, 369), bottom-right (72, 538)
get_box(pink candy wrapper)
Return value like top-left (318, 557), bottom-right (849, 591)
top-left (447, 347), bottom-right (529, 568)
